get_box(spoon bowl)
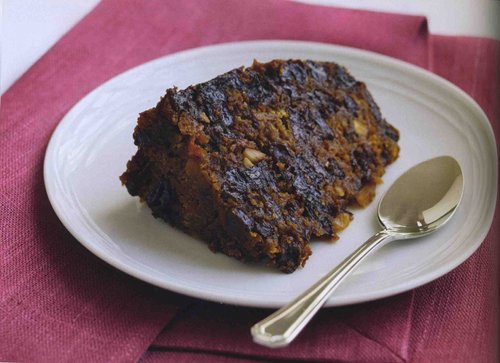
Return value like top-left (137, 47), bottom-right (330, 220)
top-left (251, 156), bottom-right (464, 348)
top-left (379, 156), bottom-right (463, 236)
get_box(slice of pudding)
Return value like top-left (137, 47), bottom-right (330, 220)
top-left (120, 59), bottom-right (399, 273)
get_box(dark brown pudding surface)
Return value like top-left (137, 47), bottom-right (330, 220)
top-left (120, 59), bottom-right (399, 273)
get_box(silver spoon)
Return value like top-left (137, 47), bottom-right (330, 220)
top-left (251, 156), bottom-right (464, 348)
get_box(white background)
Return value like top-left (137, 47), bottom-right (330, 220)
top-left (1, 0), bottom-right (499, 94)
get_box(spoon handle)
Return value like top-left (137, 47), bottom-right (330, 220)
top-left (251, 230), bottom-right (395, 348)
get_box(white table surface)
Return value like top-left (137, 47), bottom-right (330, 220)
top-left (1, 0), bottom-right (499, 95)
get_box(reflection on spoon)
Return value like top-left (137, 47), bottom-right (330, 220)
top-left (251, 156), bottom-right (464, 348)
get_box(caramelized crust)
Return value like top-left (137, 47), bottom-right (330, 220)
top-left (120, 59), bottom-right (399, 273)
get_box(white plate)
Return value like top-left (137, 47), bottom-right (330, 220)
top-left (44, 41), bottom-right (497, 308)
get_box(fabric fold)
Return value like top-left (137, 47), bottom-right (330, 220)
top-left (150, 295), bottom-right (415, 362)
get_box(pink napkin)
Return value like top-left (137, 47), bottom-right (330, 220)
top-left (1, 0), bottom-right (498, 362)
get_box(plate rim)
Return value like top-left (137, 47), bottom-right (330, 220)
top-left (44, 40), bottom-right (498, 308)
